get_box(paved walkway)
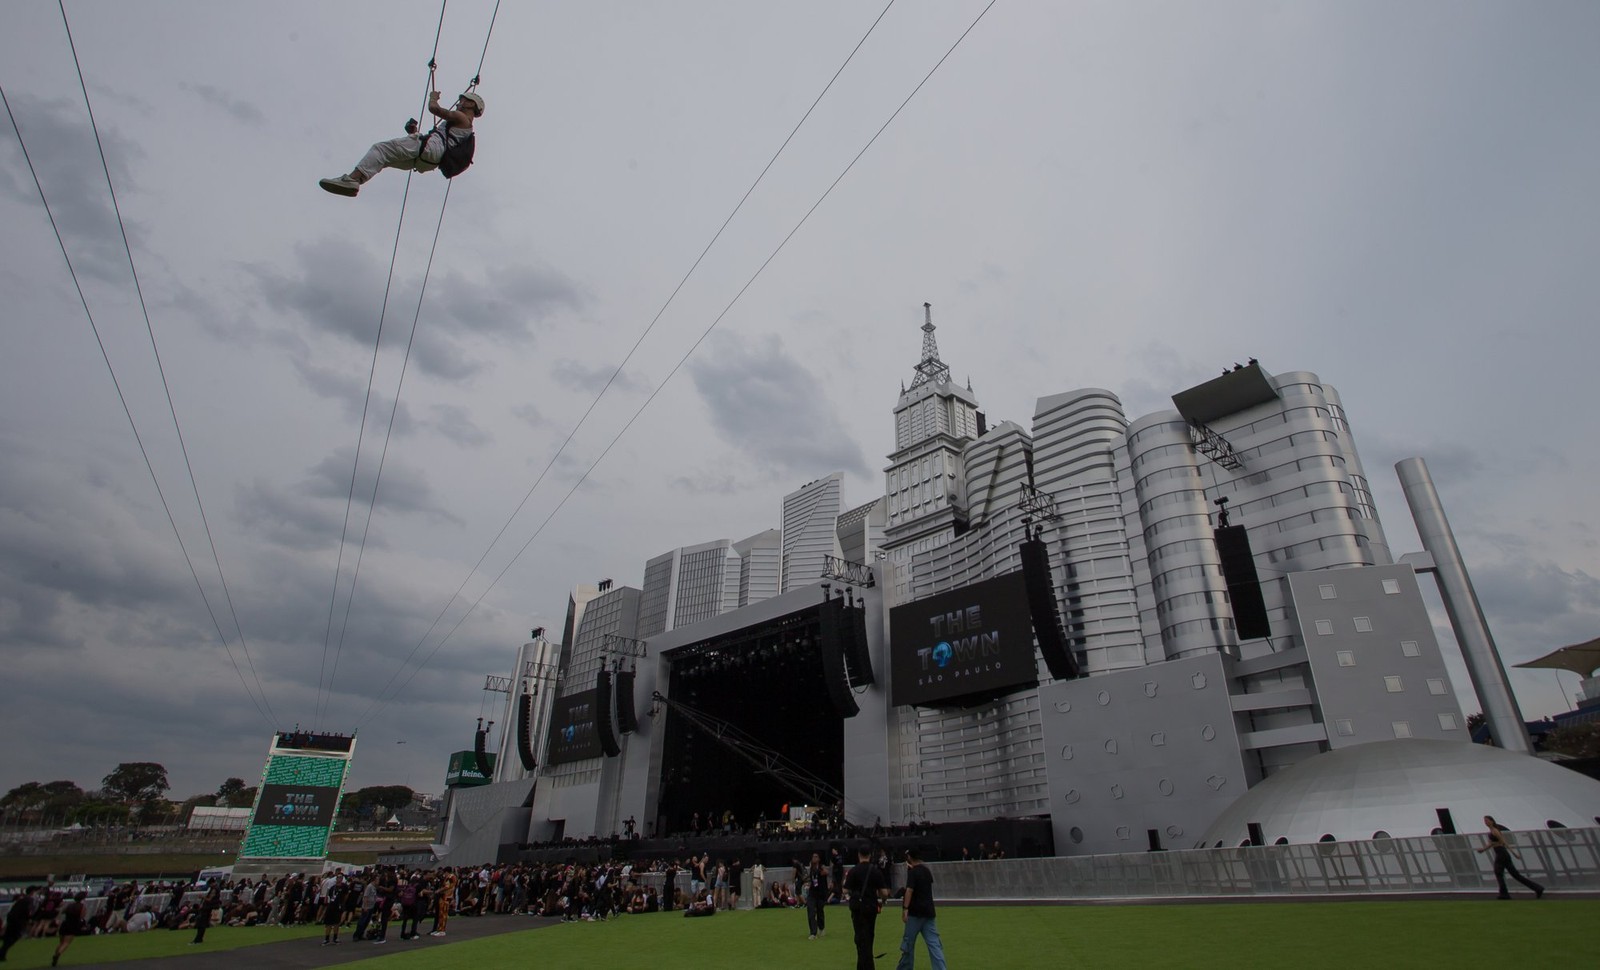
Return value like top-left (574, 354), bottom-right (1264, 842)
top-left (71, 914), bottom-right (560, 970)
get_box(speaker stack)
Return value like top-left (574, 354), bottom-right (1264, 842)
top-left (816, 594), bottom-right (861, 718)
top-left (1213, 525), bottom-right (1271, 640)
top-left (1019, 536), bottom-right (1081, 680)
top-left (516, 692), bottom-right (537, 770)
top-left (615, 669), bottom-right (639, 734)
top-left (841, 597), bottom-right (875, 688)
top-left (595, 668), bottom-right (622, 757)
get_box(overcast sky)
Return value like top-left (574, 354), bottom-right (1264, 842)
top-left (2, 1), bottom-right (1597, 801)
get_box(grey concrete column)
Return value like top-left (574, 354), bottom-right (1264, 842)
top-left (1396, 458), bottom-right (1531, 753)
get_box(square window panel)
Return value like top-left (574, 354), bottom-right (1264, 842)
top-left (1319, 584), bottom-right (1337, 600)
top-left (1438, 713), bottom-right (1459, 730)
top-left (1427, 678), bottom-right (1447, 695)
top-left (1382, 578), bottom-right (1401, 595)
top-left (1354, 616), bottom-right (1373, 633)
top-left (1401, 640), bottom-right (1421, 658)
top-left (1392, 720), bottom-right (1412, 739)
top-left (1337, 650), bottom-right (1355, 667)
top-left (1315, 619), bottom-right (1334, 636)
top-left (1385, 676), bottom-right (1404, 693)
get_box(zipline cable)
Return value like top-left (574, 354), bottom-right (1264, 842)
top-left (314, 0), bottom-right (451, 727)
top-left (56, 0), bottom-right (279, 726)
top-left (324, 181), bottom-right (454, 716)
top-left (317, 0), bottom-right (496, 726)
top-left (353, 0), bottom-right (899, 727)
top-left (358, 0), bottom-right (997, 727)
top-left (2, 84), bottom-right (275, 730)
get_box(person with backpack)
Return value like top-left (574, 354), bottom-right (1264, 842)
top-left (844, 846), bottom-right (891, 970)
top-left (320, 90), bottom-right (482, 197)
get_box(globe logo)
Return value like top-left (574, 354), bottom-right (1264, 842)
top-left (932, 641), bottom-right (953, 668)
top-left (563, 724), bottom-right (576, 742)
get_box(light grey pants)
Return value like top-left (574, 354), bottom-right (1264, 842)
top-left (354, 132), bottom-right (444, 179)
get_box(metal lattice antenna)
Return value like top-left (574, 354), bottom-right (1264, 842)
top-left (910, 302), bottom-right (951, 389)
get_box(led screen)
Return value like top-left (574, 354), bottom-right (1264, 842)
top-left (545, 690), bottom-right (603, 765)
top-left (889, 571), bottom-right (1038, 706)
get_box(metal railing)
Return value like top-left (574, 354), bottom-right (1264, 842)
top-left (927, 828), bottom-right (1600, 900)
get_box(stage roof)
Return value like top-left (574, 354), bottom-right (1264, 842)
top-left (1172, 361), bottom-right (1280, 425)
top-left (1515, 636), bottom-right (1600, 676)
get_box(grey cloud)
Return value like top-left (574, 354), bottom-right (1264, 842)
top-left (687, 332), bottom-right (870, 479)
top-left (287, 343), bottom-right (420, 435)
top-left (255, 242), bottom-right (585, 382)
top-left (235, 478), bottom-right (346, 552)
top-left (1473, 558), bottom-right (1600, 636)
top-left (303, 448), bottom-right (463, 527)
top-left (428, 404), bottom-right (491, 447)
top-left (671, 471), bottom-right (745, 496)
top-left (512, 403), bottom-right (543, 427)
top-left (0, 94), bottom-right (142, 283)
top-left (428, 263), bottom-right (587, 337)
top-left (184, 82), bottom-right (266, 124)
top-left (411, 328), bottom-right (484, 382)
top-left (1362, 437), bottom-right (1485, 487)
top-left (550, 358), bottom-right (649, 395)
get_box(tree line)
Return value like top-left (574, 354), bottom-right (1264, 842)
top-left (0, 763), bottom-right (421, 828)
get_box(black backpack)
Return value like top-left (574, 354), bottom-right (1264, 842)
top-left (436, 124), bottom-right (476, 179)
top-left (417, 123), bottom-right (475, 179)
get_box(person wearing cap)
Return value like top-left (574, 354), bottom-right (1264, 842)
top-left (320, 90), bottom-right (483, 196)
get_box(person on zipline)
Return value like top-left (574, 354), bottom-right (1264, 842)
top-left (320, 89), bottom-right (483, 196)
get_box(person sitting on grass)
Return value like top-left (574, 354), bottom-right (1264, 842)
top-left (683, 892), bottom-right (717, 918)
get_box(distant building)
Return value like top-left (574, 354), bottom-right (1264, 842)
top-left (781, 473), bottom-right (844, 592)
top-left (734, 528), bottom-right (782, 608)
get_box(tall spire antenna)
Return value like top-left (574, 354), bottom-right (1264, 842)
top-left (910, 302), bottom-right (951, 389)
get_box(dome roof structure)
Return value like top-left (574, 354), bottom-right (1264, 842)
top-left (1200, 739), bottom-right (1600, 846)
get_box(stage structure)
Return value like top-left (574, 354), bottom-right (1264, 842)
top-left (234, 731), bottom-right (356, 876)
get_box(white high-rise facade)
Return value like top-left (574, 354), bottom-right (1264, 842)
top-left (638, 539), bottom-right (744, 638)
top-left (881, 304), bottom-right (984, 603)
top-left (780, 473), bottom-right (844, 593)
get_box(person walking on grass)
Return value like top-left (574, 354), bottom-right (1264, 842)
top-left (1, 886), bottom-right (35, 962)
top-left (1477, 815), bottom-right (1545, 900)
top-left (845, 845), bottom-right (891, 970)
top-left (896, 849), bottom-right (946, 970)
top-left (51, 892), bottom-right (85, 968)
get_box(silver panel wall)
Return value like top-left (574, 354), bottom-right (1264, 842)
top-left (1040, 652), bottom-right (1249, 855)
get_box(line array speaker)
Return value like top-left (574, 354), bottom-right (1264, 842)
top-left (615, 669), bottom-right (639, 734)
top-left (1020, 536), bottom-right (1081, 680)
top-left (1214, 525), bottom-right (1271, 640)
top-left (516, 692), bottom-right (537, 771)
top-left (816, 596), bottom-right (861, 718)
top-left (595, 669), bottom-right (622, 757)
top-left (842, 602), bottom-right (874, 688)
top-left (473, 727), bottom-right (488, 766)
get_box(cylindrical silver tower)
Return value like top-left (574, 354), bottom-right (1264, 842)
top-left (1396, 457), bottom-right (1531, 753)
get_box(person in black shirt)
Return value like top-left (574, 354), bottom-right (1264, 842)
top-left (804, 851), bottom-right (830, 939)
top-left (1, 886), bottom-right (34, 961)
top-left (895, 849), bottom-right (946, 970)
top-left (844, 846), bottom-right (891, 970)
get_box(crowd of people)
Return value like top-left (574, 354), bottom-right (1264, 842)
top-left (0, 842), bottom-right (930, 964)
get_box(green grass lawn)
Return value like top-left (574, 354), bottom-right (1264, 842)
top-left (326, 900), bottom-right (1595, 970)
top-left (0, 923), bottom-right (325, 969)
top-left (0, 900), bottom-right (1587, 969)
